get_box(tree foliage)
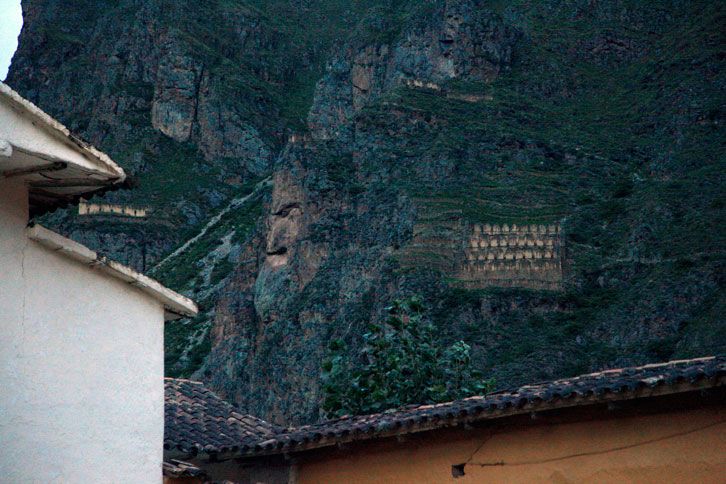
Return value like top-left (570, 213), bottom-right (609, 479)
top-left (322, 296), bottom-right (494, 417)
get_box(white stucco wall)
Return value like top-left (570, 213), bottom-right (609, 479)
top-left (0, 179), bottom-right (164, 482)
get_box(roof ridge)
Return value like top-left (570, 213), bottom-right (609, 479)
top-left (165, 377), bottom-right (203, 384)
top-left (164, 378), bottom-right (281, 456)
top-left (578, 355), bottom-right (716, 376)
top-left (518, 356), bottom-right (720, 390)
top-left (238, 356), bottom-right (724, 457)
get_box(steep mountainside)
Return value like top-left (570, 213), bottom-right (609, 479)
top-left (8, 0), bottom-right (394, 377)
top-left (9, 0), bottom-right (725, 425)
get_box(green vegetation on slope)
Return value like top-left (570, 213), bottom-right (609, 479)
top-left (323, 296), bottom-right (494, 416)
top-left (156, 181), bottom-right (269, 378)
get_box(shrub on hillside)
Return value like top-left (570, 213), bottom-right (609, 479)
top-left (322, 296), bottom-right (493, 417)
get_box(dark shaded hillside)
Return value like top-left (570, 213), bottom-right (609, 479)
top-left (8, 0), bottom-right (725, 425)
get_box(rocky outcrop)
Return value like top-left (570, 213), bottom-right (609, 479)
top-left (308, 1), bottom-right (517, 140)
top-left (194, 77), bottom-right (272, 173)
top-left (150, 49), bottom-right (274, 171)
top-left (151, 48), bottom-right (203, 143)
top-left (7, 0), bottom-right (282, 268)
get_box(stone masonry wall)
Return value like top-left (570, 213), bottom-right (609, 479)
top-left (400, 219), bottom-right (563, 291)
top-left (78, 202), bottom-right (150, 218)
top-left (456, 223), bottom-right (562, 290)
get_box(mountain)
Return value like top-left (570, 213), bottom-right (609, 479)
top-left (8, 0), bottom-right (725, 425)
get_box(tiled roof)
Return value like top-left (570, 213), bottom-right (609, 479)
top-left (162, 459), bottom-right (207, 478)
top-left (164, 378), bottom-right (281, 455)
top-left (242, 356), bottom-right (725, 456)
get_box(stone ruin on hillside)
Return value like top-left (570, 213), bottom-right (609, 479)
top-left (456, 223), bottom-right (562, 290)
top-left (400, 221), bottom-right (563, 291)
top-left (78, 200), bottom-right (150, 218)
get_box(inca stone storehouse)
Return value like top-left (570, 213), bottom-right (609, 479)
top-left (78, 200), bottom-right (151, 218)
top-left (403, 221), bottom-right (563, 290)
top-left (459, 222), bottom-right (562, 290)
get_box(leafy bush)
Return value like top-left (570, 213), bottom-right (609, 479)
top-left (322, 296), bottom-right (493, 417)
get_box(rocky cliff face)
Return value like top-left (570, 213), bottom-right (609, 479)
top-left (308, 2), bottom-right (517, 141)
top-left (8, 0), bottom-right (283, 272)
top-left (9, 0), bottom-right (725, 425)
top-left (13, 1), bottom-right (279, 167)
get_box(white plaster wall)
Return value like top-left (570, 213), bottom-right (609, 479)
top-left (0, 179), bottom-right (164, 483)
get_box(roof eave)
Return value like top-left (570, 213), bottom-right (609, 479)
top-left (27, 224), bottom-right (198, 320)
top-left (238, 367), bottom-right (725, 458)
top-left (0, 82), bottom-right (125, 182)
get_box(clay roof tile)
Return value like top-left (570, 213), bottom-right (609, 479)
top-left (240, 356), bottom-right (724, 456)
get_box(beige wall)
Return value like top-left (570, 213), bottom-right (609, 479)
top-left (297, 405), bottom-right (726, 484)
top-left (0, 179), bottom-right (165, 482)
